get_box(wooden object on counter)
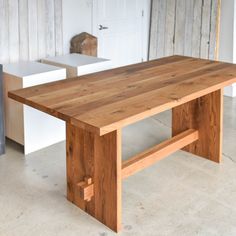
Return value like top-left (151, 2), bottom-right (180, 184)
top-left (70, 32), bottom-right (97, 57)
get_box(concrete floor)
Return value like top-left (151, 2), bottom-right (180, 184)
top-left (1, 96), bottom-right (236, 236)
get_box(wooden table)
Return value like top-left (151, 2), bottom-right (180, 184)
top-left (9, 56), bottom-right (236, 232)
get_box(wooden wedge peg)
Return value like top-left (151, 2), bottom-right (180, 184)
top-left (77, 177), bottom-right (94, 202)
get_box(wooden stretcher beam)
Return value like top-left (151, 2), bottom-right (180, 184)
top-left (122, 129), bottom-right (199, 179)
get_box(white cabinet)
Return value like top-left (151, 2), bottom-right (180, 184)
top-left (3, 62), bottom-right (66, 154)
top-left (41, 53), bottom-right (113, 78)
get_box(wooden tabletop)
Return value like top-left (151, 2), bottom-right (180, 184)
top-left (9, 56), bottom-right (236, 135)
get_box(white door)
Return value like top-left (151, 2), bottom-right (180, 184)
top-left (93, 0), bottom-right (145, 67)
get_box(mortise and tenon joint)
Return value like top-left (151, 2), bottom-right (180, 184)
top-left (77, 177), bottom-right (94, 202)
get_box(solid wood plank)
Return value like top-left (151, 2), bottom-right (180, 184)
top-left (3, 74), bottom-right (24, 144)
top-left (54, 0), bottom-right (63, 56)
top-left (174, 0), bottom-right (186, 55)
top-left (37, 0), bottom-right (47, 59)
top-left (172, 89), bottom-right (223, 162)
top-left (0, 0), bottom-right (9, 64)
top-left (9, 56), bottom-right (190, 98)
top-left (52, 62), bottom-right (228, 119)
top-left (8, 0), bottom-right (19, 62)
top-left (33, 59), bottom-right (217, 107)
top-left (200, 0), bottom-right (212, 59)
top-left (149, 0), bottom-right (220, 60)
top-left (66, 124), bottom-right (121, 232)
top-left (192, 0), bottom-right (202, 58)
top-left (0, 65), bottom-right (5, 155)
top-left (0, 0), bottom-right (63, 63)
top-left (122, 129), bottom-right (199, 179)
top-left (19, 0), bottom-right (29, 61)
top-left (9, 56), bottom-right (236, 135)
top-left (8, 58), bottom-right (222, 118)
top-left (209, 0), bottom-right (221, 60)
top-left (164, 0), bottom-right (176, 56)
top-left (28, 0), bottom-right (38, 60)
top-left (184, 0), bottom-right (194, 56)
top-left (45, 0), bottom-right (56, 57)
top-left (155, 0), bottom-right (167, 58)
top-left (149, 0), bottom-right (160, 59)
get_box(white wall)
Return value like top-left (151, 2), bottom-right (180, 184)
top-left (62, 0), bottom-right (93, 54)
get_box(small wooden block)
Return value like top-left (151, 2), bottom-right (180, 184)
top-left (77, 177), bottom-right (94, 202)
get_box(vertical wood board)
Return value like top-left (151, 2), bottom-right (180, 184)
top-left (174, 0), bottom-right (186, 55)
top-left (191, 0), bottom-right (202, 58)
top-left (172, 89), bottom-right (223, 163)
top-left (0, 0), bottom-right (63, 64)
top-left (0, 0), bottom-right (9, 63)
top-left (149, 0), bottom-right (221, 60)
top-left (19, 0), bottom-right (29, 61)
top-left (164, 0), bottom-right (176, 56)
top-left (200, 0), bottom-right (212, 59)
top-left (0, 65), bottom-right (5, 156)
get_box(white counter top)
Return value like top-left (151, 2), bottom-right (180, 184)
top-left (42, 53), bottom-right (110, 67)
top-left (41, 53), bottom-right (113, 78)
top-left (3, 61), bottom-right (64, 78)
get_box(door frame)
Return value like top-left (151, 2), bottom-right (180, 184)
top-left (91, 0), bottom-right (151, 62)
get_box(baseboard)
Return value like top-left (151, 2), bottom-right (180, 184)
top-left (224, 83), bottom-right (236, 97)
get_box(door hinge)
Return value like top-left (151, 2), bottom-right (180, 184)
top-left (142, 10), bottom-right (144, 17)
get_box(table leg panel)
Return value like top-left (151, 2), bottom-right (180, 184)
top-left (172, 89), bottom-right (223, 163)
top-left (66, 123), bottom-right (122, 232)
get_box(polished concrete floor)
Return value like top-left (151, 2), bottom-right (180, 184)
top-left (1, 96), bottom-right (236, 236)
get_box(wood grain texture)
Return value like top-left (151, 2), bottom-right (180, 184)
top-left (37, 0), bottom-right (46, 59)
top-left (70, 33), bottom-right (98, 57)
top-left (164, 0), bottom-right (176, 56)
top-left (9, 56), bottom-right (236, 136)
top-left (149, 0), bottom-right (221, 60)
top-left (8, 0), bottom-right (19, 62)
top-left (192, 0), bottom-right (202, 58)
top-left (209, 0), bottom-right (221, 60)
top-left (19, 0), bottom-right (29, 61)
top-left (200, 0), bottom-right (212, 59)
top-left (54, 0), bottom-right (63, 56)
top-left (28, 0), bottom-right (38, 60)
top-left (184, 0), bottom-right (194, 56)
top-left (0, 0), bottom-right (9, 63)
top-left (122, 129), bottom-right (199, 179)
top-left (0, 65), bottom-right (5, 155)
top-left (0, 0), bottom-right (63, 64)
top-left (154, 0), bottom-right (167, 58)
top-left (45, 0), bottom-right (56, 57)
top-left (148, 0), bottom-right (160, 59)
top-left (174, 0), bottom-right (186, 55)
top-left (66, 123), bottom-right (121, 232)
top-left (172, 89), bottom-right (223, 162)
top-left (3, 74), bottom-right (24, 144)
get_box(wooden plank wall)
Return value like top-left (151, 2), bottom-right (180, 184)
top-left (0, 64), bottom-right (5, 155)
top-left (149, 0), bottom-right (221, 60)
top-left (0, 0), bottom-right (63, 64)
